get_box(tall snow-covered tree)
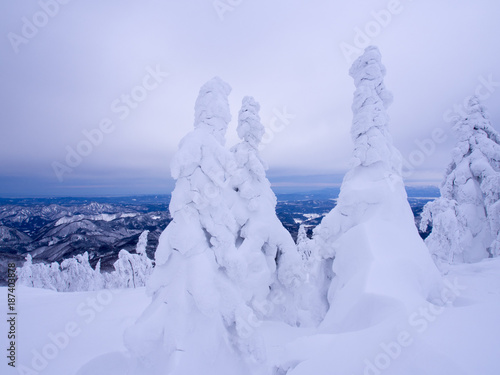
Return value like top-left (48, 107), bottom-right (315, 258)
top-left (230, 96), bottom-right (304, 325)
top-left (312, 46), bottom-right (442, 330)
top-left (420, 96), bottom-right (500, 263)
top-left (124, 78), bottom-right (269, 374)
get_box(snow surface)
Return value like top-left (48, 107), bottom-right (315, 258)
top-left (3, 258), bottom-right (500, 375)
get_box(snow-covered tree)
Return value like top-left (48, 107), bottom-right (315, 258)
top-left (230, 96), bottom-right (304, 325)
top-left (17, 231), bottom-right (154, 291)
top-left (103, 231), bottom-right (153, 289)
top-left (135, 230), bottom-right (149, 255)
top-left (124, 78), bottom-right (269, 373)
top-left (16, 254), bottom-right (35, 287)
top-left (421, 96), bottom-right (500, 263)
top-left (17, 252), bottom-right (103, 292)
top-left (59, 252), bottom-right (103, 292)
top-left (293, 223), bottom-right (329, 324)
top-left (106, 250), bottom-right (140, 288)
top-left (297, 224), bottom-right (311, 260)
top-left (312, 46), bottom-right (442, 330)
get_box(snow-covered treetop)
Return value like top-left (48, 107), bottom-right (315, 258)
top-left (237, 96), bottom-right (265, 149)
top-left (194, 76), bottom-right (232, 145)
top-left (441, 96), bottom-right (500, 200)
top-left (455, 96), bottom-right (500, 141)
top-left (170, 77), bottom-right (233, 181)
top-left (349, 46), bottom-right (393, 108)
top-left (349, 46), bottom-right (400, 170)
top-left (451, 96), bottom-right (500, 166)
top-left (135, 230), bottom-right (149, 255)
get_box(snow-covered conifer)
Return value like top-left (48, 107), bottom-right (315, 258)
top-left (60, 252), bottom-right (100, 292)
top-left (124, 78), bottom-right (268, 373)
top-left (312, 46), bottom-right (441, 329)
top-left (135, 230), bottom-right (149, 255)
top-left (230, 96), bottom-right (304, 325)
top-left (421, 96), bottom-right (500, 263)
top-left (16, 254), bottom-right (34, 287)
top-left (297, 224), bottom-right (311, 260)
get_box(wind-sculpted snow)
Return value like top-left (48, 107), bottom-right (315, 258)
top-left (311, 46), bottom-right (442, 338)
top-left (349, 45), bottom-right (401, 172)
top-left (122, 79), bottom-right (304, 374)
top-left (421, 96), bottom-right (500, 263)
top-left (193, 76), bottom-right (232, 145)
top-left (231, 96), bottom-right (305, 324)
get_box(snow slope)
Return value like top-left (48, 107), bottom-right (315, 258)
top-left (1, 286), bottom-right (151, 375)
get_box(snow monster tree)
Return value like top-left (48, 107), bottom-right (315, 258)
top-left (421, 96), bottom-right (500, 264)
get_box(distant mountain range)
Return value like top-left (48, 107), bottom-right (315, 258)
top-left (0, 186), bottom-right (439, 284)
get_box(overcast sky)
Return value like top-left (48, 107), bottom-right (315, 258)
top-left (1, 0), bottom-right (499, 197)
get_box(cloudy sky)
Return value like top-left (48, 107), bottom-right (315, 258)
top-left (1, 0), bottom-right (499, 197)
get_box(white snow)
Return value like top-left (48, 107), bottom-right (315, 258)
top-left (55, 213), bottom-right (137, 226)
top-left (4, 258), bottom-right (500, 375)
top-left (421, 96), bottom-right (500, 263)
top-left (118, 80), bottom-right (300, 374)
top-left (312, 47), bottom-right (442, 337)
top-left (303, 213), bottom-right (321, 220)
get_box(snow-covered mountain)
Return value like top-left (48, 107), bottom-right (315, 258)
top-left (0, 198), bottom-right (170, 284)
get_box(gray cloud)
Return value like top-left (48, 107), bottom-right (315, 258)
top-left (1, 0), bottom-right (499, 196)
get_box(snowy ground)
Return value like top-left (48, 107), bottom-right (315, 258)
top-left (2, 257), bottom-right (500, 375)
top-left (1, 287), bottom-right (150, 375)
